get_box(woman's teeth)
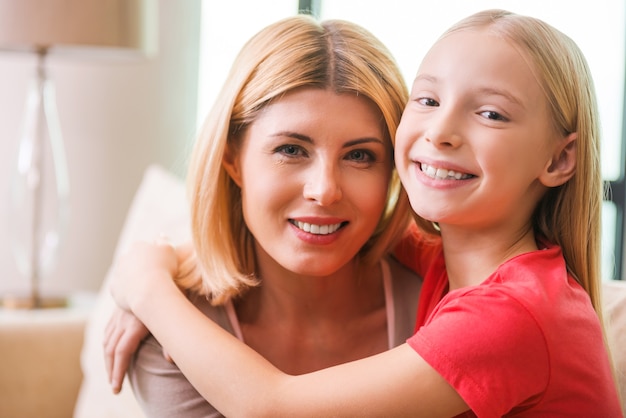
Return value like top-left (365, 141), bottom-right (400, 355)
top-left (293, 221), bottom-right (342, 235)
top-left (421, 163), bottom-right (472, 180)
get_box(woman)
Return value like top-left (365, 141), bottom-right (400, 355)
top-left (105, 15), bottom-right (436, 417)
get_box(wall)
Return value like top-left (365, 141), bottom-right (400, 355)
top-left (0, 0), bottom-right (200, 298)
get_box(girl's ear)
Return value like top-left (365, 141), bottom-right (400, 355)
top-left (540, 132), bottom-right (577, 187)
top-left (222, 144), bottom-right (243, 187)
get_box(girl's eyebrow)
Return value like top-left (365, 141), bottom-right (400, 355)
top-left (271, 131), bottom-right (385, 147)
top-left (412, 73), bottom-right (437, 85)
top-left (476, 86), bottom-right (524, 108)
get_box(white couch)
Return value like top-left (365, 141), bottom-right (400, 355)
top-left (1, 165), bottom-right (624, 417)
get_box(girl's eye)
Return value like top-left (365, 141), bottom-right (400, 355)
top-left (418, 97), bottom-right (439, 107)
top-left (276, 144), bottom-right (305, 157)
top-left (347, 149), bottom-right (375, 163)
top-left (480, 110), bottom-right (508, 122)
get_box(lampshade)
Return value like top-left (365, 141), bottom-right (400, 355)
top-left (0, 0), bottom-right (157, 56)
top-left (0, 0), bottom-right (157, 309)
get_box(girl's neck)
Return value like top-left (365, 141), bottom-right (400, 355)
top-left (440, 224), bottom-right (538, 291)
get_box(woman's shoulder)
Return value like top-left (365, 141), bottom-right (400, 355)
top-left (188, 292), bottom-right (237, 328)
top-left (384, 255), bottom-right (422, 344)
top-left (385, 255), bottom-right (422, 290)
top-left (129, 296), bottom-right (233, 417)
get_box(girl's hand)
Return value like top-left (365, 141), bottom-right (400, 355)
top-left (105, 239), bottom-right (186, 394)
top-left (103, 307), bottom-right (150, 394)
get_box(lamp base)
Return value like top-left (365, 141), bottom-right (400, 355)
top-left (1, 294), bottom-right (68, 309)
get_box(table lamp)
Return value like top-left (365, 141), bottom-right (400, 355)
top-left (0, 0), bottom-right (157, 308)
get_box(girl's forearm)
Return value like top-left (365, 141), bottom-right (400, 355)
top-left (129, 274), bottom-right (288, 417)
top-left (128, 270), bottom-right (466, 417)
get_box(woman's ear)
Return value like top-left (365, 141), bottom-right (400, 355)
top-left (222, 144), bottom-right (243, 187)
top-left (540, 132), bottom-right (577, 187)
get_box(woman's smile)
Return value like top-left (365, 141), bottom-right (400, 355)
top-left (289, 219), bottom-right (346, 235)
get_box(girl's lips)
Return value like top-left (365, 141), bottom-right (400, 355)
top-left (420, 163), bottom-right (474, 180)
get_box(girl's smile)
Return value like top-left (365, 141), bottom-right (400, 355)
top-left (419, 162), bottom-right (473, 181)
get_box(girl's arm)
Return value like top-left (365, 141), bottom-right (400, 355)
top-left (111, 242), bottom-right (468, 417)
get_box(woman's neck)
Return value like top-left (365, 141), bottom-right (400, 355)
top-left (233, 252), bottom-right (388, 374)
top-left (238, 255), bottom-right (384, 325)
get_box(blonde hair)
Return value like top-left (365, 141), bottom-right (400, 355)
top-left (178, 15), bottom-right (411, 305)
top-left (443, 10), bottom-right (603, 314)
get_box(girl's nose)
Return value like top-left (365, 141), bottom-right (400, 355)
top-left (302, 162), bottom-right (342, 206)
top-left (425, 108), bottom-right (463, 148)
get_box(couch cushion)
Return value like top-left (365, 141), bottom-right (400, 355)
top-left (603, 279), bottom-right (626, 414)
top-left (74, 165), bottom-right (190, 418)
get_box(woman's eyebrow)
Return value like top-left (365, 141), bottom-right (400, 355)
top-left (271, 131), bottom-right (312, 143)
top-left (344, 137), bottom-right (385, 147)
top-left (271, 132), bottom-right (384, 147)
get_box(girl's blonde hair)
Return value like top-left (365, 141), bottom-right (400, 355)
top-left (444, 10), bottom-right (603, 314)
top-left (178, 15), bottom-right (411, 305)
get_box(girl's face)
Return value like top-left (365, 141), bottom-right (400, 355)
top-left (224, 88), bottom-right (392, 278)
top-left (395, 29), bottom-right (562, 232)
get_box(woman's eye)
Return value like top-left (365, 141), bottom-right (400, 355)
top-left (276, 144), bottom-right (304, 157)
top-left (347, 149), bottom-right (374, 163)
top-left (480, 110), bottom-right (508, 122)
top-left (418, 97), bottom-right (439, 107)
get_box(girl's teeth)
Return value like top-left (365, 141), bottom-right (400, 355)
top-left (421, 163), bottom-right (471, 180)
top-left (295, 221), bottom-right (341, 235)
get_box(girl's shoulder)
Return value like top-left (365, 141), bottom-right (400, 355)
top-left (384, 255), bottom-right (422, 345)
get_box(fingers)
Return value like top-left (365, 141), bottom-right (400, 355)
top-left (103, 310), bottom-right (126, 394)
top-left (103, 308), bottom-right (150, 394)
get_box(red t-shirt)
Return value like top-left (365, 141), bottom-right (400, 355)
top-left (403, 240), bottom-right (621, 417)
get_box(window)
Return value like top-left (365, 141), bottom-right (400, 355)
top-left (197, 0), bottom-right (625, 280)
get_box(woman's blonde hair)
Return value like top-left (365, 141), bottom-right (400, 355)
top-left (178, 15), bottom-right (411, 305)
top-left (444, 10), bottom-right (603, 314)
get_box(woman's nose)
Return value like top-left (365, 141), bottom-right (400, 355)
top-left (302, 161), bottom-right (342, 206)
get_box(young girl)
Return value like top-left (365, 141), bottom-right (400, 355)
top-left (111, 9), bottom-right (622, 416)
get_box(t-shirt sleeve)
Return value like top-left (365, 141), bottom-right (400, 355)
top-left (407, 286), bottom-right (550, 417)
top-left (393, 223), bottom-right (441, 277)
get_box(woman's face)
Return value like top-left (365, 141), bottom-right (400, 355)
top-left (224, 88), bottom-right (392, 278)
